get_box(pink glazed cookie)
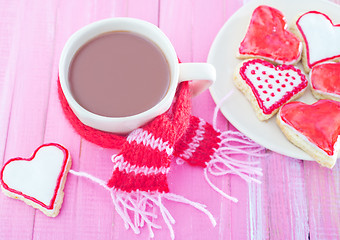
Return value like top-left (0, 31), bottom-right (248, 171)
top-left (310, 62), bottom-right (340, 101)
top-left (0, 143), bottom-right (72, 217)
top-left (293, 11), bottom-right (340, 72)
top-left (277, 100), bottom-right (340, 168)
top-left (234, 59), bottom-right (308, 121)
top-left (238, 5), bottom-right (302, 65)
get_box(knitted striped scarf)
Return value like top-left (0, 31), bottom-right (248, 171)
top-left (59, 80), bottom-right (264, 239)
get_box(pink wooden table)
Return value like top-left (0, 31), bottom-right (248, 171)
top-left (1, 0), bottom-right (340, 239)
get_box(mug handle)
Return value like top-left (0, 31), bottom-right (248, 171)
top-left (179, 63), bottom-right (216, 97)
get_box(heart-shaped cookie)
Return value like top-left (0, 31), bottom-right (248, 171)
top-left (234, 59), bottom-right (308, 120)
top-left (0, 143), bottom-right (71, 217)
top-left (238, 5), bottom-right (302, 65)
top-left (277, 100), bottom-right (340, 168)
top-left (295, 11), bottom-right (340, 72)
top-left (310, 62), bottom-right (340, 101)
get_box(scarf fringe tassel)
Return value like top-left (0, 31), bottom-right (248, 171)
top-left (69, 170), bottom-right (216, 239)
top-left (177, 130), bottom-right (266, 203)
top-left (204, 131), bottom-right (265, 202)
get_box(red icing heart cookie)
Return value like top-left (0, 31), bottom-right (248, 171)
top-left (310, 62), bottom-right (340, 101)
top-left (295, 11), bottom-right (340, 72)
top-left (0, 143), bottom-right (72, 217)
top-left (234, 59), bottom-right (308, 120)
top-left (277, 100), bottom-right (340, 168)
top-left (238, 5), bottom-right (302, 64)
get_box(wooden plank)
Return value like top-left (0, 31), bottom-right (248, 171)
top-left (304, 161), bottom-right (340, 239)
top-left (190, 0), bottom-right (263, 239)
top-left (159, 1), bottom-right (216, 238)
top-left (0, 0), bottom-right (62, 238)
top-left (30, 0), bottom-right (84, 238)
top-left (159, 0), bottom-right (241, 239)
top-left (114, 0), bottom-right (159, 24)
top-left (258, 153), bottom-right (309, 239)
top-left (0, 1), bottom-right (24, 166)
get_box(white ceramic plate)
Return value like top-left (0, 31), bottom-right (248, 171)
top-left (208, 0), bottom-right (340, 160)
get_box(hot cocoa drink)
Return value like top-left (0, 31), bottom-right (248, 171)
top-left (68, 31), bottom-right (170, 117)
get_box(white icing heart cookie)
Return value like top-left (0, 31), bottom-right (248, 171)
top-left (0, 143), bottom-right (72, 217)
top-left (293, 11), bottom-right (340, 72)
top-left (233, 59), bottom-right (308, 121)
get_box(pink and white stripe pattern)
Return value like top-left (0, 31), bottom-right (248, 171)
top-left (127, 128), bottom-right (174, 155)
top-left (178, 118), bottom-right (206, 160)
top-left (107, 125), bottom-right (172, 193)
top-left (111, 154), bottom-right (170, 175)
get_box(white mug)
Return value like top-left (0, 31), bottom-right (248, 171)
top-left (59, 18), bottom-right (215, 134)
